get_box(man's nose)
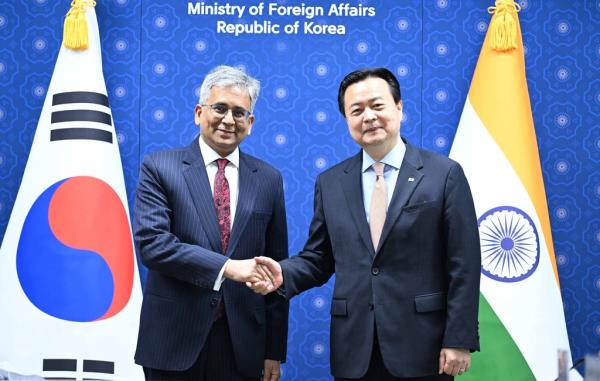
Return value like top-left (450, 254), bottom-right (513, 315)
top-left (221, 109), bottom-right (235, 124)
top-left (363, 107), bottom-right (377, 122)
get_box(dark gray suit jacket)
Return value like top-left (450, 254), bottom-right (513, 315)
top-left (133, 138), bottom-right (288, 376)
top-left (281, 140), bottom-right (480, 378)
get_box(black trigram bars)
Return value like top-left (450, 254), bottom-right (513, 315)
top-left (50, 91), bottom-right (113, 144)
top-left (43, 358), bottom-right (114, 381)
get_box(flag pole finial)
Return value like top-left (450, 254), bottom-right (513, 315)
top-left (63, 0), bottom-right (97, 51)
top-left (487, 0), bottom-right (521, 51)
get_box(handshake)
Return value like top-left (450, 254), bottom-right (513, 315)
top-left (223, 257), bottom-right (283, 295)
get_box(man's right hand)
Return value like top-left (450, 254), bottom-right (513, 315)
top-left (224, 259), bottom-right (270, 284)
top-left (247, 257), bottom-right (283, 295)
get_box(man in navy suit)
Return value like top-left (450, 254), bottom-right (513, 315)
top-left (134, 65), bottom-right (288, 381)
top-left (251, 68), bottom-right (481, 381)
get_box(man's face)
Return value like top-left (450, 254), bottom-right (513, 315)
top-left (194, 85), bottom-right (254, 157)
top-left (343, 77), bottom-right (402, 153)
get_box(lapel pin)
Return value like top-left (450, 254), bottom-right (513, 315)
top-left (408, 177), bottom-right (414, 182)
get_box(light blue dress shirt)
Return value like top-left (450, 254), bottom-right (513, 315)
top-left (361, 139), bottom-right (406, 223)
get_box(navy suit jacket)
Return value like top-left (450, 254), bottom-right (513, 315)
top-left (133, 138), bottom-right (288, 376)
top-left (281, 140), bottom-right (480, 378)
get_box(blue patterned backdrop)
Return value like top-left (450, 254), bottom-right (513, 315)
top-left (0, 0), bottom-right (599, 379)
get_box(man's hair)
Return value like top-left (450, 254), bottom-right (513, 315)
top-left (199, 65), bottom-right (260, 112)
top-left (337, 67), bottom-right (402, 116)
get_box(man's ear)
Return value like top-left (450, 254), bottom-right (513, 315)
top-left (194, 104), bottom-right (203, 126)
top-left (397, 100), bottom-right (403, 112)
top-left (246, 114), bottom-right (255, 135)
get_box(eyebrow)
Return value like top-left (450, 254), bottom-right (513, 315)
top-left (349, 96), bottom-right (385, 108)
top-left (212, 102), bottom-right (249, 111)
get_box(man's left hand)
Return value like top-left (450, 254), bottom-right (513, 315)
top-left (263, 359), bottom-right (281, 381)
top-left (439, 348), bottom-right (470, 376)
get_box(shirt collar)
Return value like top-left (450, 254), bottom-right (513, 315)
top-left (362, 138), bottom-right (406, 173)
top-left (199, 135), bottom-right (240, 168)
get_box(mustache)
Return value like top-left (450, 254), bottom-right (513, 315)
top-left (215, 126), bottom-right (238, 133)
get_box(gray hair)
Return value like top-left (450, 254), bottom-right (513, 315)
top-left (198, 65), bottom-right (260, 112)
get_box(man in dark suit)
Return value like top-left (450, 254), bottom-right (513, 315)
top-left (134, 65), bottom-right (288, 381)
top-left (251, 67), bottom-right (481, 380)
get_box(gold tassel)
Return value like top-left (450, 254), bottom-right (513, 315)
top-left (63, 0), bottom-right (97, 50)
top-left (487, 0), bottom-right (521, 51)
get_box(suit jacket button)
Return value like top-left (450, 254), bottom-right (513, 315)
top-left (210, 298), bottom-right (218, 307)
top-left (371, 267), bottom-right (379, 275)
top-left (369, 303), bottom-right (374, 311)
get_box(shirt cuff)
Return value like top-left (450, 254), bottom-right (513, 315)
top-left (213, 259), bottom-right (229, 291)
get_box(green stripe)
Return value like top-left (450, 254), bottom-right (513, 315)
top-left (461, 294), bottom-right (535, 381)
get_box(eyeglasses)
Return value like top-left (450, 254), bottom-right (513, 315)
top-left (202, 103), bottom-right (251, 122)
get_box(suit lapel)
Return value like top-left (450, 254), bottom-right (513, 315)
top-left (341, 152), bottom-right (376, 257)
top-left (227, 153), bottom-right (258, 257)
top-left (182, 139), bottom-right (222, 253)
top-left (375, 143), bottom-right (424, 256)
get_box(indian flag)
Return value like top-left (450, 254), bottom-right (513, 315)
top-left (449, 1), bottom-right (580, 380)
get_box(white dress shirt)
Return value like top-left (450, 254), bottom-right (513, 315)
top-left (199, 136), bottom-right (239, 290)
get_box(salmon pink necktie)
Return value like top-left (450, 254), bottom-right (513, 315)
top-left (369, 162), bottom-right (387, 251)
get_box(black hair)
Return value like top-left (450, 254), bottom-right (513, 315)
top-left (337, 67), bottom-right (402, 116)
